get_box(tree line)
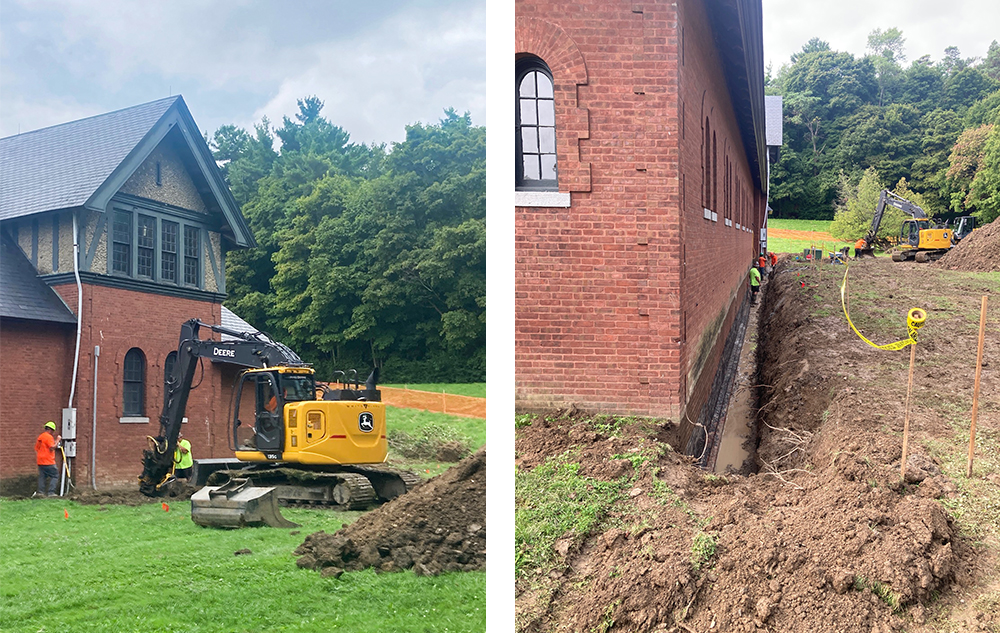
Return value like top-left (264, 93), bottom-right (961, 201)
top-left (212, 97), bottom-right (485, 383)
top-left (767, 32), bottom-right (1000, 232)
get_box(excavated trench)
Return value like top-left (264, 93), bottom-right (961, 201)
top-left (706, 270), bottom-right (770, 476)
top-left (517, 251), bottom-right (996, 632)
top-left (711, 260), bottom-right (822, 476)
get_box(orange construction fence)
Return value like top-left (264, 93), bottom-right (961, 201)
top-left (379, 387), bottom-right (486, 418)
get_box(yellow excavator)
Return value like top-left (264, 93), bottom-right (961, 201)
top-left (138, 319), bottom-right (417, 527)
top-left (855, 190), bottom-right (970, 263)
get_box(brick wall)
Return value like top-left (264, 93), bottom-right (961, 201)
top-left (0, 320), bottom-right (75, 478)
top-left (0, 282), bottom-right (232, 486)
top-left (515, 0), bottom-right (766, 431)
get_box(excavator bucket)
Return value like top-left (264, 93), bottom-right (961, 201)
top-left (190, 478), bottom-right (299, 528)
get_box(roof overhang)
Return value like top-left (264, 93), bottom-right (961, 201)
top-left (85, 97), bottom-right (256, 249)
top-left (705, 0), bottom-right (767, 191)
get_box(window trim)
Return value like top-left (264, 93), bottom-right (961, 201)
top-left (107, 203), bottom-right (204, 289)
top-left (516, 56), bottom-right (558, 192)
top-left (123, 347), bottom-right (146, 417)
top-left (112, 210), bottom-right (132, 275)
top-left (183, 225), bottom-right (200, 287)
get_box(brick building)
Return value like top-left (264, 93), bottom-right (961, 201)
top-left (0, 96), bottom-right (256, 488)
top-left (515, 0), bottom-right (769, 459)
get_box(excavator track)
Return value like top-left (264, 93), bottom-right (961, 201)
top-left (342, 464), bottom-right (422, 501)
top-left (205, 465), bottom-right (414, 510)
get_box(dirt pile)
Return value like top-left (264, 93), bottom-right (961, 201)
top-left (515, 258), bottom-right (999, 633)
top-left (295, 447), bottom-right (485, 577)
top-left (937, 217), bottom-right (1000, 272)
top-left (71, 482), bottom-right (195, 505)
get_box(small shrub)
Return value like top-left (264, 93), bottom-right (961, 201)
top-left (515, 413), bottom-right (536, 429)
top-left (853, 576), bottom-right (902, 611)
top-left (690, 532), bottom-right (717, 570)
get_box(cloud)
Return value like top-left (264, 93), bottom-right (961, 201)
top-left (247, 4), bottom-right (486, 145)
top-left (0, 0), bottom-right (485, 143)
top-left (763, 0), bottom-right (1000, 71)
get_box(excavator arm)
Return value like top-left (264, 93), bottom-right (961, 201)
top-left (857, 190), bottom-right (928, 257)
top-left (138, 319), bottom-right (305, 496)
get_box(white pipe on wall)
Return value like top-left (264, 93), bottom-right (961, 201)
top-left (69, 211), bottom-right (83, 407)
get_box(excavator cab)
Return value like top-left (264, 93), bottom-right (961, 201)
top-left (233, 367), bottom-right (317, 457)
top-left (900, 219), bottom-right (931, 248)
top-left (953, 216), bottom-right (976, 242)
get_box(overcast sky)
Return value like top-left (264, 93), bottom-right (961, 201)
top-left (763, 0), bottom-right (1000, 73)
top-left (0, 0), bottom-right (485, 146)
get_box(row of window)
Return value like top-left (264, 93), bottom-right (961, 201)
top-left (122, 347), bottom-right (176, 417)
top-left (111, 208), bottom-right (201, 287)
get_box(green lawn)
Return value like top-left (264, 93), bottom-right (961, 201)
top-left (768, 235), bottom-right (856, 256)
top-left (387, 406), bottom-right (486, 478)
top-left (766, 218), bottom-right (856, 256)
top-left (382, 383), bottom-right (485, 398)
top-left (0, 500), bottom-right (484, 633)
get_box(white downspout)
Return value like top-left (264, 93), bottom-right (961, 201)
top-left (69, 211), bottom-right (83, 407)
top-left (61, 211), bottom-right (85, 496)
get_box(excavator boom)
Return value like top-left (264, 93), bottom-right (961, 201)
top-left (138, 319), bottom-right (304, 497)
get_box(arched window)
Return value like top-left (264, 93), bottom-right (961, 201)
top-left (516, 57), bottom-right (557, 190)
top-left (712, 132), bottom-right (718, 211)
top-left (703, 118), bottom-right (711, 207)
top-left (164, 350), bottom-right (178, 386)
top-left (123, 348), bottom-right (145, 416)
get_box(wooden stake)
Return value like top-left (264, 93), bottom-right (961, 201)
top-left (967, 296), bottom-right (988, 478)
top-left (901, 341), bottom-right (917, 481)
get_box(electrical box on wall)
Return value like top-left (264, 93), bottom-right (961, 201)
top-left (61, 408), bottom-right (77, 457)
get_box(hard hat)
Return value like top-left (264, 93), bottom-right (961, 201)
top-left (45, 421), bottom-right (56, 430)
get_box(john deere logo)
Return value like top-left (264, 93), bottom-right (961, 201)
top-left (358, 412), bottom-right (374, 433)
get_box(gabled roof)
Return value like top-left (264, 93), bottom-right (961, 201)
top-left (220, 305), bottom-right (273, 343)
top-left (0, 231), bottom-right (77, 324)
top-left (0, 96), bottom-right (255, 248)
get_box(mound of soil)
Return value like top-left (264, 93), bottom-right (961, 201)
top-left (71, 482), bottom-right (195, 506)
top-left (516, 258), bottom-right (999, 633)
top-left (295, 447), bottom-right (485, 577)
top-left (937, 218), bottom-right (1000, 272)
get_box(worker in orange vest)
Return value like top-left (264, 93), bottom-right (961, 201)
top-left (34, 421), bottom-right (62, 497)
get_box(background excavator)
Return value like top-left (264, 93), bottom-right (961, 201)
top-left (854, 189), bottom-right (974, 262)
top-left (138, 319), bottom-right (418, 527)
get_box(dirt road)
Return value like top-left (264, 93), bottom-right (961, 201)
top-left (768, 227), bottom-right (838, 241)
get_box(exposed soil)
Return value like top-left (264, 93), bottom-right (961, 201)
top-left (294, 447), bottom-right (486, 577)
top-left (937, 218), bottom-right (1000, 272)
top-left (769, 228), bottom-right (839, 242)
top-left (72, 483), bottom-right (195, 505)
top-left (515, 256), bottom-right (1000, 632)
top-left (0, 474), bottom-right (191, 504)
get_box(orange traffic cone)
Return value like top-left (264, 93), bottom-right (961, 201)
top-left (162, 502), bottom-right (170, 512)
top-left (64, 509), bottom-right (68, 519)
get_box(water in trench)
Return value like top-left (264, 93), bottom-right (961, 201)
top-left (713, 279), bottom-right (766, 474)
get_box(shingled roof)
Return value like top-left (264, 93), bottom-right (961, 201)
top-left (0, 96), bottom-right (254, 247)
top-left (0, 97), bottom-right (178, 221)
top-left (0, 231), bottom-right (77, 324)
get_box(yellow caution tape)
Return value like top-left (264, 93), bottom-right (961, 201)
top-left (841, 268), bottom-right (926, 350)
